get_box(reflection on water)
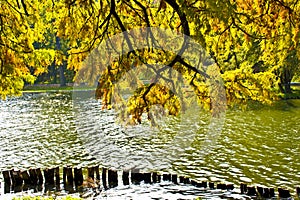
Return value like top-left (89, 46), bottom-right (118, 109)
top-left (0, 92), bottom-right (299, 193)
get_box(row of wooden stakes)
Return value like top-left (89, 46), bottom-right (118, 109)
top-left (1, 166), bottom-right (300, 198)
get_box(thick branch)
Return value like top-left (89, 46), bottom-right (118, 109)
top-left (20, 0), bottom-right (29, 16)
top-left (111, 0), bottom-right (135, 55)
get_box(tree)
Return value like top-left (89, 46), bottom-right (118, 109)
top-left (1, 0), bottom-right (299, 122)
top-left (0, 0), bottom-right (58, 98)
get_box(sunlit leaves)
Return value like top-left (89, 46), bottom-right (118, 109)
top-left (1, 0), bottom-right (300, 116)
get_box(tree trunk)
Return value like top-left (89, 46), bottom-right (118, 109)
top-left (59, 65), bottom-right (66, 87)
top-left (280, 68), bottom-right (293, 94)
top-left (55, 36), bottom-right (66, 87)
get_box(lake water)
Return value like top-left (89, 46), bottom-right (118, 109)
top-left (0, 91), bottom-right (299, 198)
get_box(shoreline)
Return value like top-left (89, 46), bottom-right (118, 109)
top-left (23, 84), bottom-right (300, 100)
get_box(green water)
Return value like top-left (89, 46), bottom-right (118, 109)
top-left (0, 92), bottom-right (299, 192)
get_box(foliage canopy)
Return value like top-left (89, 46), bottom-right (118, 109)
top-left (1, 0), bottom-right (300, 121)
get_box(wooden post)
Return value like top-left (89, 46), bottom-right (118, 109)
top-left (54, 167), bottom-right (60, 186)
top-left (256, 186), bottom-right (263, 197)
top-left (131, 172), bottom-right (143, 185)
top-left (122, 171), bottom-right (129, 185)
top-left (44, 168), bottom-right (55, 185)
top-left (163, 174), bottom-right (171, 181)
top-left (246, 186), bottom-right (257, 196)
top-left (157, 174), bottom-right (161, 182)
top-left (226, 184), bottom-right (234, 190)
top-left (191, 180), bottom-right (197, 186)
top-left (21, 170), bottom-right (31, 191)
top-left (179, 176), bottom-right (184, 183)
top-left (63, 167), bottom-right (73, 185)
top-left (184, 177), bottom-right (190, 184)
top-left (152, 172), bottom-right (158, 183)
top-left (278, 188), bottom-right (291, 198)
top-left (63, 167), bottom-right (74, 193)
top-left (240, 183), bottom-right (247, 194)
top-left (29, 169), bottom-right (38, 185)
top-left (270, 188), bottom-right (275, 197)
top-left (11, 170), bottom-right (22, 193)
top-left (9, 170), bottom-right (15, 186)
top-left (2, 171), bottom-right (11, 186)
top-left (63, 167), bottom-right (67, 184)
top-left (54, 167), bottom-right (60, 191)
top-left (36, 168), bottom-right (43, 185)
top-left (144, 173), bottom-right (151, 184)
top-left (262, 188), bottom-right (270, 198)
top-left (67, 167), bottom-right (74, 185)
top-left (108, 170), bottom-right (118, 188)
top-left (74, 167), bottom-right (84, 186)
top-left (171, 175), bottom-right (177, 184)
top-left (102, 168), bottom-right (107, 190)
top-left (217, 183), bottom-right (226, 190)
top-left (2, 171), bottom-right (11, 194)
top-left (87, 167), bottom-right (95, 179)
top-left (202, 181), bottom-right (208, 188)
top-left (95, 166), bottom-right (100, 181)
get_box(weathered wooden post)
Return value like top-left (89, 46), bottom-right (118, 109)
top-left (67, 167), bottom-right (74, 185)
top-left (21, 171), bottom-right (31, 191)
top-left (54, 167), bottom-right (60, 190)
top-left (171, 175), bottom-right (177, 184)
top-left (240, 183), bottom-right (247, 194)
top-left (44, 168), bottom-right (55, 185)
top-left (152, 172), bottom-right (158, 183)
top-left (108, 169), bottom-right (118, 188)
top-left (122, 171), bottom-right (129, 185)
top-left (95, 166), bottom-right (100, 181)
top-left (44, 168), bottom-right (55, 193)
top-left (246, 186), bottom-right (257, 196)
top-left (29, 169), bottom-right (38, 186)
top-left (35, 168), bottom-right (43, 192)
top-left (179, 176), bottom-right (184, 183)
top-left (11, 170), bottom-right (22, 193)
top-left (2, 171), bottom-right (11, 194)
top-left (2, 171), bottom-right (11, 186)
top-left (144, 173), bottom-right (151, 184)
top-left (163, 174), bottom-right (171, 181)
top-left (131, 172), bottom-right (143, 185)
top-left (36, 168), bottom-right (43, 185)
top-left (256, 186), bottom-right (263, 197)
top-left (296, 187), bottom-right (300, 196)
top-left (184, 177), bottom-right (190, 184)
top-left (191, 180), bottom-right (198, 186)
top-left (217, 183), bottom-right (226, 190)
top-left (87, 167), bottom-right (95, 179)
top-left (262, 188), bottom-right (270, 198)
top-left (63, 167), bottom-right (67, 184)
top-left (102, 168), bottom-right (107, 190)
top-left (270, 188), bottom-right (275, 197)
top-left (226, 184), bottom-right (234, 190)
top-left (278, 188), bottom-right (291, 198)
top-left (63, 167), bottom-right (74, 185)
top-left (74, 167), bottom-right (84, 186)
top-left (63, 167), bottom-right (74, 193)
